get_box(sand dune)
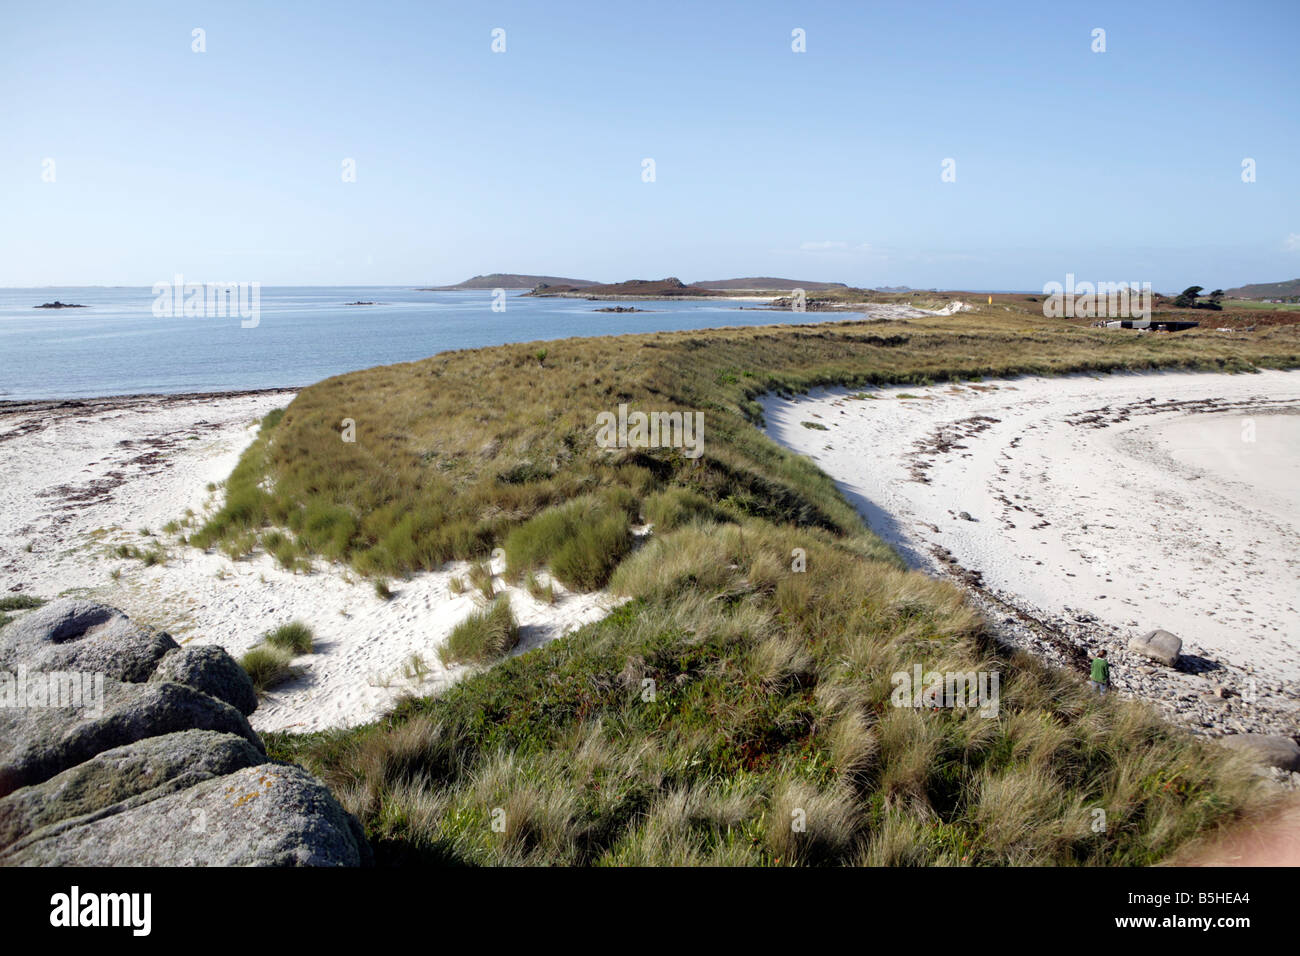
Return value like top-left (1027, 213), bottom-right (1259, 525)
top-left (0, 392), bottom-right (616, 732)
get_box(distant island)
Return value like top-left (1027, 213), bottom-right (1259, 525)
top-left (344, 301), bottom-right (377, 306)
top-left (594, 306), bottom-right (650, 313)
top-left (527, 276), bottom-right (845, 300)
top-left (529, 277), bottom-right (713, 298)
top-left (690, 277), bottom-right (849, 292)
top-left (34, 301), bottom-right (87, 309)
top-left (426, 273), bottom-right (857, 299)
top-left (418, 273), bottom-right (598, 291)
top-left (1224, 278), bottom-right (1300, 300)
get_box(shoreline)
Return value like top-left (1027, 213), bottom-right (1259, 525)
top-left (0, 386), bottom-right (301, 419)
top-left (763, 368), bottom-right (1300, 739)
top-left (0, 306), bottom-right (943, 405)
top-left (9, 366), bottom-right (1300, 742)
top-left (523, 292), bottom-right (778, 301)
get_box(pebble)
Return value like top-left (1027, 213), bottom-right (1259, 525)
top-left (951, 576), bottom-right (1300, 742)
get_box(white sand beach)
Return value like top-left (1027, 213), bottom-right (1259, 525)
top-left (762, 370), bottom-right (1300, 694)
top-left (0, 392), bottom-right (616, 732)
top-left (6, 369), bottom-right (1296, 735)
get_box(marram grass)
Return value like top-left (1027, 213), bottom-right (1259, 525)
top-left (438, 596), bottom-right (520, 666)
top-left (203, 301), bottom-right (1296, 865)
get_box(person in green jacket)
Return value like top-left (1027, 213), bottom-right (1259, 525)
top-left (1089, 649), bottom-right (1110, 695)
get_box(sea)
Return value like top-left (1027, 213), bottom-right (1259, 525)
top-left (0, 287), bottom-right (852, 401)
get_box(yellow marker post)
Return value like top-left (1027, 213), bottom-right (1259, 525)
top-left (987, 295), bottom-right (992, 305)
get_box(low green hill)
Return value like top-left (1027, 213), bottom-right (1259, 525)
top-left (1223, 278), bottom-right (1300, 299)
top-left (197, 308), bottom-right (1299, 866)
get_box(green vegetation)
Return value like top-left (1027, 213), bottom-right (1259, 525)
top-left (524, 571), bottom-right (554, 604)
top-left (527, 276), bottom-right (711, 298)
top-left (237, 622), bottom-right (314, 694)
top-left (114, 542), bottom-right (167, 565)
top-left (402, 653), bottom-right (431, 682)
top-left (0, 594), bottom-right (45, 630)
top-left (264, 620), bottom-right (314, 655)
top-left (209, 302), bottom-right (1298, 865)
top-left (1222, 278), bottom-right (1300, 299)
top-left (503, 492), bottom-right (634, 590)
top-left (1173, 286), bottom-right (1224, 310)
top-left (1221, 299), bottom-right (1300, 311)
top-left (269, 520), bottom-right (1270, 865)
top-left (191, 305), bottom-right (1298, 580)
top-left (438, 596), bottom-right (520, 666)
top-left (466, 560), bottom-right (496, 600)
top-left (641, 486), bottom-right (728, 532)
top-left (240, 645), bottom-right (298, 693)
top-left (263, 529), bottom-right (311, 573)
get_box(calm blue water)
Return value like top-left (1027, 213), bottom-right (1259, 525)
top-left (0, 287), bottom-right (854, 400)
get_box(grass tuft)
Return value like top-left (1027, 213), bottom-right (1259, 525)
top-left (240, 645), bottom-right (297, 693)
top-left (438, 596), bottom-right (520, 666)
top-left (0, 595), bottom-right (45, 612)
top-left (264, 620), bottom-right (314, 654)
top-left (504, 494), bottom-right (633, 591)
top-left (642, 486), bottom-right (728, 532)
top-left (524, 571), bottom-right (554, 604)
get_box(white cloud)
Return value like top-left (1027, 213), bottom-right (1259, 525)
top-left (800, 240), bottom-right (850, 251)
top-left (1284, 233), bottom-right (1300, 252)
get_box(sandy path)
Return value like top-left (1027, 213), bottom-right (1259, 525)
top-left (761, 369), bottom-right (1300, 722)
top-left (0, 393), bottom-right (616, 732)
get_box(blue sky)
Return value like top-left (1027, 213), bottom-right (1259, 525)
top-left (2, 0), bottom-right (1297, 291)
